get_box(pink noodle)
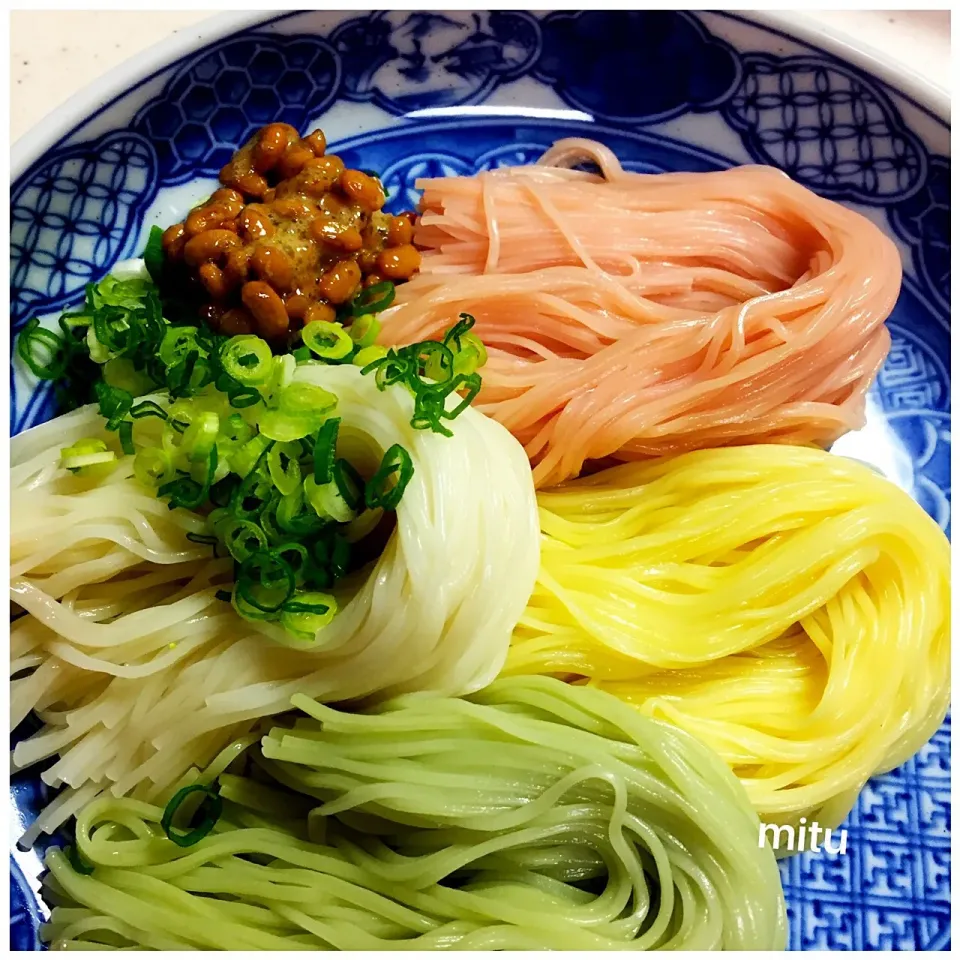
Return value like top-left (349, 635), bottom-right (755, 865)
top-left (381, 138), bottom-right (900, 487)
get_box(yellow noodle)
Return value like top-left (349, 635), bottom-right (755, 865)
top-left (502, 445), bottom-right (950, 823)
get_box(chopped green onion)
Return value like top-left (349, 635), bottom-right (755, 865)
top-left (117, 420), bottom-right (135, 456)
top-left (443, 373), bottom-right (482, 421)
top-left (94, 381), bottom-right (133, 430)
top-left (220, 335), bottom-right (273, 387)
top-left (221, 519), bottom-right (269, 562)
top-left (185, 532), bottom-right (218, 546)
top-left (351, 280), bottom-right (395, 317)
top-left (366, 444), bottom-right (414, 511)
top-left (134, 446), bottom-right (175, 488)
top-left (180, 411), bottom-right (219, 466)
top-left (265, 354), bottom-right (296, 400)
top-left (267, 441), bottom-right (303, 496)
top-left (17, 318), bottom-right (67, 380)
top-left (280, 591), bottom-right (337, 639)
top-left (313, 417), bottom-right (340, 485)
top-left (302, 321), bottom-right (354, 361)
top-left (61, 438), bottom-right (116, 474)
top-left (258, 408), bottom-right (319, 444)
top-left (333, 458), bottom-right (365, 512)
top-left (273, 542), bottom-right (310, 584)
top-left (417, 341), bottom-right (455, 388)
top-left (142, 225), bottom-right (164, 284)
top-left (236, 550), bottom-right (296, 614)
top-left (353, 344), bottom-right (389, 367)
top-left (304, 475), bottom-right (356, 523)
top-left (278, 383), bottom-right (338, 419)
top-left (130, 399), bottom-right (168, 420)
top-left (102, 357), bottom-right (156, 396)
top-left (158, 444), bottom-right (218, 510)
top-left (453, 332), bottom-right (487, 375)
top-left (442, 313), bottom-right (477, 352)
top-left (232, 435), bottom-right (272, 479)
top-left (229, 440), bottom-right (275, 519)
top-left (227, 387), bottom-right (262, 409)
top-left (161, 784), bottom-right (223, 848)
top-left (349, 314), bottom-right (381, 349)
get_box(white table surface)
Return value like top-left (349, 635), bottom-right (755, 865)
top-left (10, 9), bottom-right (950, 144)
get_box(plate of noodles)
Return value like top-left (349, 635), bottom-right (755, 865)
top-left (9, 10), bottom-right (950, 952)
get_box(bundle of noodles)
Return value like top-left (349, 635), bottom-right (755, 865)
top-left (504, 446), bottom-right (950, 824)
top-left (379, 138), bottom-right (901, 486)
top-left (40, 677), bottom-right (786, 950)
top-left (10, 363), bottom-right (539, 843)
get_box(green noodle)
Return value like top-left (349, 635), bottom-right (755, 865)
top-left (41, 677), bottom-right (786, 950)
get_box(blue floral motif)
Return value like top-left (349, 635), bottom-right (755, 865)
top-left (10, 132), bottom-right (157, 330)
top-left (723, 54), bottom-right (927, 204)
top-left (534, 11), bottom-right (740, 124)
top-left (133, 34), bottom-right (340, 183)
top-left (331, 12), bottom-right (540, 114)
top-left (891, 156), bottom-right (950, 313)
top-left (377, 153), bottom-right (473, 214)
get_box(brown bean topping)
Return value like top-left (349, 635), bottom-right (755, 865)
top-left (295, 156), bottom-right (346, 198)
top-left (161, 223), bottom-right (187, 260)
top-left (223, 248), bottom-right (251, 287)
top-left (387, 215), bottom-right (414, 247)
top-left (210, 187), bottom-right (245, 205)
top-left (357, 249), bottom-right (379, 273)
top-left (377, 244), bottom-right (421, 281)
top-left (183, 229), bottom-right (242, 267)
top-left (336, 227), bottom-right (364, 253)
top-left (238, 204), bottom-right (275, 241)
top-left (271, 196), bottom-right (316, 220)
top-left (219, 164), bottom-right (268, 198)
top-left (307, 217), bottom-right (361, 251)
top-left (175, 125), bottom-right (420, 340)
top-left (250, 243), bottom-right (294, 292)
top-left (303, 129), bottom-right (327, 156)
top-left (319, 260), bottom-right (362, 304)
top-left (308, 218), bottom-right (339, 245)
top-left (284, 294), bottom-right (312, 322)
top-left (252, 123), bottom-right (297, 173)
top-left (185, 200), bottom-right (243, 237)
top-left (219, 307), bottom-right (256, 336)
top-left (277, 144), bottom-right (316, 181)
top-left (241, 281), bottom-right (289, 339)
top-left (198, 263), bottom-right (232, 300)
top-left (338, 169), bottom-right (385, 212)
top-left (304, 302), bottom-right (337, 325)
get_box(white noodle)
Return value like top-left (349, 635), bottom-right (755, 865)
top-left (10, 364), bottom-right (540, 838)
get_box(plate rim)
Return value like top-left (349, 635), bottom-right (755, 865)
top-left (11, 8), bottom-right (950, 190)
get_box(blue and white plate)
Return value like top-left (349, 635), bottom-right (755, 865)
top-left (9, 11), bottom-right (950, 951)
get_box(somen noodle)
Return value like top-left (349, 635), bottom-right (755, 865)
top-left (380, 138), bottom-right (901, 485)
top-left (11, 363), bottom-right (539, 842)
top-left (40, 677), bottom-right (787, 951)
top-left (504, 445), bottom-right (951, 822)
